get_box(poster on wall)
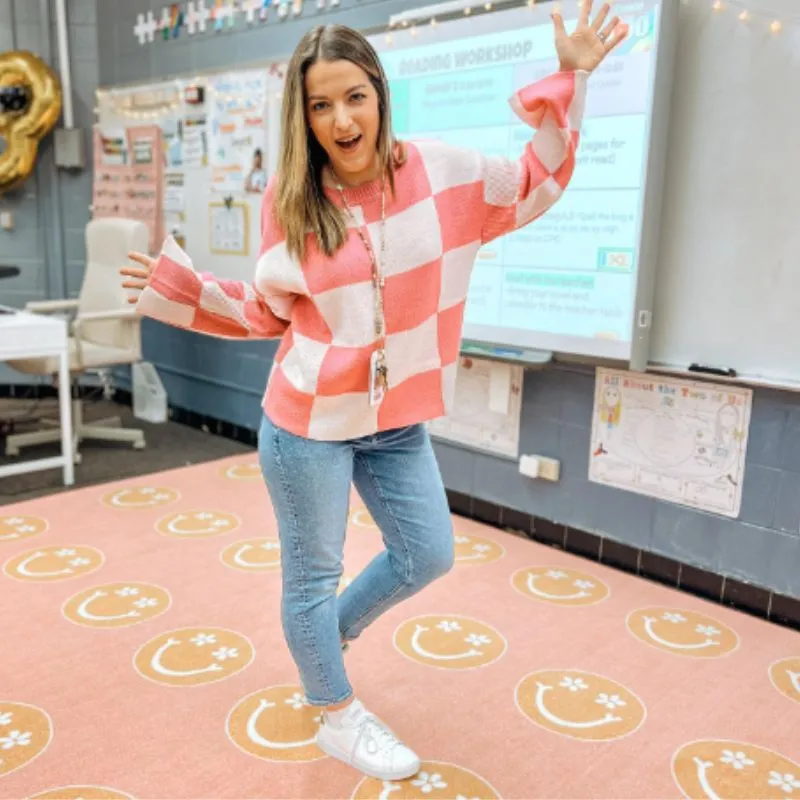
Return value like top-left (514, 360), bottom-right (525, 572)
top-left (428, 357), bottom-right (523, 458)
top-left (209, 201), bottom-right (249, 255)
top-left (207, 68), bottom-right (268, 193)
top-left (182, 111), bottom-right (208, 168)
top-left (589, 368), bottom-right (752, 518)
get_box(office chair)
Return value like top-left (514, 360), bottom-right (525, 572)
top-left (5, 218), bottom-right (149, 462)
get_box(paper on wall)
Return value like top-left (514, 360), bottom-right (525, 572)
top-left (589, 368), bottom-right (752, 517)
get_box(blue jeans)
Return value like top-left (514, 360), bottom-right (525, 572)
top-left (258, 413), bottom-right (455, 707)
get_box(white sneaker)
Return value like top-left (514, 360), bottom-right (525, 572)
top-left (316, 700), bottom-right (421, 781)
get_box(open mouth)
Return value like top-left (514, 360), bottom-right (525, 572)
top-left (336, 134), bottom-right (362, 153)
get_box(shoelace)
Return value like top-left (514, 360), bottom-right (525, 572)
top-left (359, 715), bottom-right (401, 756)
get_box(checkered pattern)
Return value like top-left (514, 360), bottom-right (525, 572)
top-left (136, 70), bottom-right (586, 441)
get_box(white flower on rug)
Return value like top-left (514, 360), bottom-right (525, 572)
top-left (115, 587), bottom-right (140, 597)
top-left (456, 796), bottom-right (480, 800)
top-left (140, 488), bottom-right (156, 494)
top-left (284, 693), bottom-right (307, 710)
top-left (261, 542), bottom-right (280, 550)
top-left (133, 597), bottom-right (158, 608)
top-left (412, 772), bottom-right (447, 793)
top-left (195, 512), bottom-right (214, 520)
top-left (0, 730), bottom-right (31, 749)
top-left (212, 519), bottom-right (230, 528)
top-left (212, 646), bottom-right (239, 661)
top-left (472, 544), bottom-right (492, 553)
top-left (574, 579), bottom-right (596, 590)
top-left (720, 750), bottom-right (754, 770)
top-left (465, 633), bottom-right (492, 647)
top-left (437, 620), bottom-right (461, 633)
top-left (0, 712), bottom-right (12, 725)
top-left (191, 633), bottom-right (217, 646)
top-left (560, 677), bottom-right (589, 692)
top-left (662, 612), bottom-right (686, 624)
top-left (768, 771), bottom-right (800, 793)
top-left (5, 518), bottom-right (23, 524)
top-left (596, 693), bottom-right (627, 710)
top-left (55, 548), bottom-right (76, 557)
top-left (546, 569), bottom-right (568, 580)
top-left (154, 493), bottom-right (172, 501)
top-left (696, 624), bottom-right (720, 637)
top-left (454, 536), bottom-right (470, 544)
top-left (69, 557), bottom-right (91, 567)
top-left (17, 525), bottom-right (35, 533)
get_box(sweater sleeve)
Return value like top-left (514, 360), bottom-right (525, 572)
top-left (480, 69), bottom-right (587, 244)
top-left (134, 191), bottom-right (291, 340)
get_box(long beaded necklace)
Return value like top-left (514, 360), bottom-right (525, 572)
top-left (334, 174), bottom-right (389, 399)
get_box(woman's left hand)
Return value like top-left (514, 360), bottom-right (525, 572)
top-left (553, 1), bottom-right (629, 73)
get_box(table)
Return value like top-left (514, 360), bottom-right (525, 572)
top-left (0, 306), bottom-right (75, 486)
top-left (0, 266), bottom-right (21, 279)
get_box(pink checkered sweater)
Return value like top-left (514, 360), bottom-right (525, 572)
top-left (136, 69), bottom-right (586, 441)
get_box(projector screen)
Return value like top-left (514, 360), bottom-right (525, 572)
top-left (372, 0), bottom-right (677, 366)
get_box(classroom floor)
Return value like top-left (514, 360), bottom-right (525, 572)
top-left (2, 453), bottom-right (799, 800)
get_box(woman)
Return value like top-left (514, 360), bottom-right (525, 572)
top-left (121, 3), bottom-right (627, 782)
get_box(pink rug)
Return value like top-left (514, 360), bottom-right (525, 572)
top-left (1, 453), bottom-right (799, 799)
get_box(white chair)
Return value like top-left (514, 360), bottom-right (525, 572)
top-left (5, 218), bottom-right (149, 462)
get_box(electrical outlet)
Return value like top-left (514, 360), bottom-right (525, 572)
top-left (519, 454), bottom-right (561, 482)
top-left (537, 456), bottom-right (560, 482)
top-left (0, 211), bottom-right (13, 230)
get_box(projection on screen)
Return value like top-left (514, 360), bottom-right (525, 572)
top-left (375, 0), bottom-right (667, 361)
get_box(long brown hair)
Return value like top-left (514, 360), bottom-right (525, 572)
top-left (274, 24), bottom-right (404, 261)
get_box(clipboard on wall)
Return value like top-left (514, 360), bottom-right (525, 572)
top-left (209, 200), bottom-right (249, 256)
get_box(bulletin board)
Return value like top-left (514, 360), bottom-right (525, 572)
top-left (94, 66), bottom-right (284, 281)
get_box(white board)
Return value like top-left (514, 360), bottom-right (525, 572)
top-left (646, 0), bottom-right (800, 388)
top-left (428, 357), bottom-right (523, 458)
top-left (370, 0), bottom-right (679, 366)
top-left (589, 368), bottom-right (752, 518)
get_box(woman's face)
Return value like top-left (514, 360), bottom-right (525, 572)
top-left (305, 58), bottom-right (381, 187)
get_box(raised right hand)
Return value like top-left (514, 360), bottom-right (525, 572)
top-left (120, 251), bottom-right (156, 304)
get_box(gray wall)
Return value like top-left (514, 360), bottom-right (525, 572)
top-left (0, 0), bottom-right (98, 307)
top-left (6, 0), bottom-right (796, 597)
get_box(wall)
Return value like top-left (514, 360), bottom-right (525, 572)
top-left (87, 0), bottom-right (797, 598)
top-left (0, 0), bottom-right (98, 304)
top-left (0, 0), bottom-right (99, 381)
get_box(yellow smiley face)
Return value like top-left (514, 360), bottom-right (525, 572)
top-left (627, 607), bottom-right (739, 658)
top-left (62, 582), bottom-right (171, 629)
top-left (29, 787), bottom-right (134, 800)
top-left (155, 510), bottom-right (240, 538)
top-left (220, 538), bottom-right (281, 572)
top-left (219, 462), bottom-right (261, 480)
top-left (516, 669), bottom-right (646, 742)
top-left (226, 685), bottom-right (326, 763)
top-left (672, 740), bottom-right (800, 799)
top-left (133, 626), bottom-right (255, 687)
top-left (393, 615), bottom-right (507, 670)
top-left (3, 545), bottom-right (104, 582)
top-left (0, 514), bottom-right (48, 543)
top-left (0, 701), bottom-right (53, 778)
top-left (100, 485), bottom-right (180, 510)
top-left (352, 761), bottom-right (501, 799)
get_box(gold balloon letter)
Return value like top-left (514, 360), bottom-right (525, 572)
top-left (0, 50), bottom-right (63, 193)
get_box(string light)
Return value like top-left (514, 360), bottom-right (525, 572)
top-left (671, 0), bottom-right (795, 33)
